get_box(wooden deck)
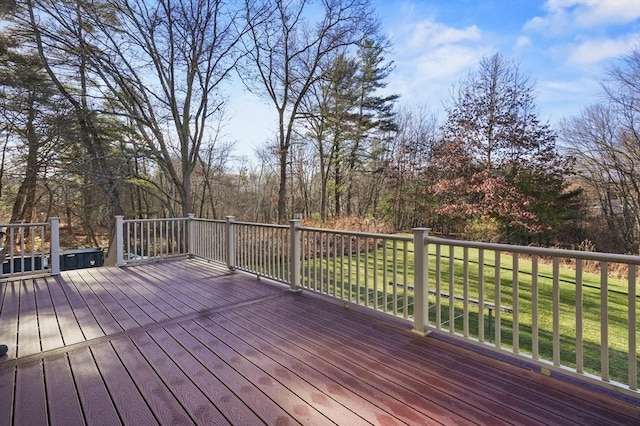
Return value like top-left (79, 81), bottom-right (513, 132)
top-left (0, 258), bottom-right (637, 425)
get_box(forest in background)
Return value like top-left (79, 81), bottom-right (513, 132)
top-left (0, 0), bottom-right (639, 254)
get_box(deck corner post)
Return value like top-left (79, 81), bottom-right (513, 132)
top-left (289, 217), bottom-right (302, 292)
top-left (412, 227), bottom-right (431, 336)
top-left (226, 216), bottom-right (235, 270)
top-left (115, 215), bottom-right (125, 267)
top-left (187, 213), bottom-right (195, 257)
top-left (50, 217), bottom-right (60, 275)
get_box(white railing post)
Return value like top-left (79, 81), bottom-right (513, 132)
top-left (412, 228), bottom-right (431, 336)
top-left (50, 217), bottom-right (60, 275)
top-left (289, 218), bottom-right (302, 292)
top-left (115, 215), bottom-right (125, 266)
top-left (226, 216), bottom-right (235, 270)
top-left (187, 213), bottom-right (195, 257)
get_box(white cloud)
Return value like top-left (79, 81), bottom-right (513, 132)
top-left (525, 0), bottom-right (640, 33)
top-left (566, 33), bottom-right (640, 64)
top-left (408, 19), bottom-right (481, 49)
top-left (389, 17), bottom-right (490, 106)
top-left (515, 36), bottom-right (531, 49)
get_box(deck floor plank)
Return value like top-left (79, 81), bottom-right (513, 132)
top-left (0, 364), bottom-right (15, 425)
top-left (34, 277), bottom-right (65, 351)
top-left (79, 268), bottom-right (157, 329)
top-left (63, 270), bottom-right (124, 336)
top-left (110, 337), bottom-right (194, 425)
top-left (56, 276), bottom-right (104, 341)
top-left (14, 360), bottom-right (48, 425)
top-left (69, 347), bottom-right (121, 425)
top-left (44, 355), bottom-right (86, 426)
top-left (183, 319), bottom-right (336, 425)
top-left (219, 309), bottom-right (439, 426)
top-left (131, 331), bottom-right (232, 425)
top-left (46, 275), bottom-right (91, 346)
top-left (0, 280), bottom-right (20, 359)
top-left (165, 322), bottom-right (296, 426)
top-left (224, 303), bottom-right (500, 425)
top-left (117, 268), bottom-right (201, 317)
top-left (90, 268), bottom-right (173, 323)
top-left (276, 294), bottom-right (638, 425)
top-left (192, 314), bottom-right (397, 426)
top-left (91, 341), bottom-right (159, 425)
top-left (93, 267), bottom-right (180, 321)
top-left (1, 258), bottom-right (638, 426)
top-left (18, 279), bottom-right (42, 357)
top-left (253, 295), bottom-right (587, 425)
top-left (148, 327), bottom-right (267, 425)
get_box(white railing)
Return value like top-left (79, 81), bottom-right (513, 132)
top-left (190, 217), bottom-right (228, 264)
top-left (112, 215), bottom-right (639, 396)
top-left (299, 226), bottom-right (415, 316)
top-left (419, 235), bottom-right (638, 397)
top-left (115, 216), bottom-right (190, 265)
top-left (232, 220), bottom-right (291, 283)
top-left (0, 218), bottom-right (60, 277)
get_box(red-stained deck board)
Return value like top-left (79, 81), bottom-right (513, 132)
top-left (268, 293), bottom-right (634, 425)
top-left (111, 337), bottom-right (194, 424)
top-left (165, 322), bottom-right (296, 425)
top-left (69, 347), bottom-right (121, 425)
top-left (131, 331), bottom-right (232, 425)
top-left (80, 269), bottom-right (157, 329)
top-left (0, 280), bottom-right (19, 359)
top-left (44, 355), bottom-right (85, 426)
top-left (33, 277), bottom-right (65, 351)
top-left (14, 360), bottom-right (48, 425)
top-left (147, 327), bottom-right (265, 425)
top-left (56, 276), bottom-right (104, 341)
top-left (91, 341), bottom-right (159, 425)
top-left (0, 364), bottom-right (15, 425)
top-left (45, 275), bottom-right (87, 346)
top-left (249, 296), bottom-right (576, 424)
top-left (18, 280), bottom-right (43, 357)
top-left (0, 258), bottom-right (637, 426)
top-left (95, 266), bottom-right (182, 320)
top-left (91, 268), bottom-right (173, 323)
top-left (272, 294), bottom-right (635, 425)
top-left (182, 318), bottom-right (335, 425)
top-left (218, 309), bottom-right (436, 426)
top-left (220, 306), bottom-right (493, 425)
top-left (192, 314), bottom-right (375, 425)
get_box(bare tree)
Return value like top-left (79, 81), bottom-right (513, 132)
top-left (242, 0), bottom-right (378, 222)
top-left (383, 104), bottom-right (440, 230)
top-left (90, 0), bottom-right (247, 216)
top-left (562, 47), bottom-right (640, 254)
top-left (21, 0), bottom-right (247, 218)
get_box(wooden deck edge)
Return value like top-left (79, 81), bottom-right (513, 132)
top-left (427, 332), bottom-right (640, 407)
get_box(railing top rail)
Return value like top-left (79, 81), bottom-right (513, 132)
top-left (426, 236), bottom-right (640, 264)
top-left (0, 222), bottom-right (49, 227)
top-left (192, 218), bottom-right (226, 224)
top-left (233, 221), bottom-right (289, 230)
top-left (298, 226), bottom-right (413, 242)
top-left (122, 217), bottom-right (190, 224)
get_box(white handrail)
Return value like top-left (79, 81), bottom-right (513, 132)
top-left (0, 218), bottom-right (60, 277)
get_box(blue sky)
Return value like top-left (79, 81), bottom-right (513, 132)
top-left (226, 0), bottom-right (640, 159)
